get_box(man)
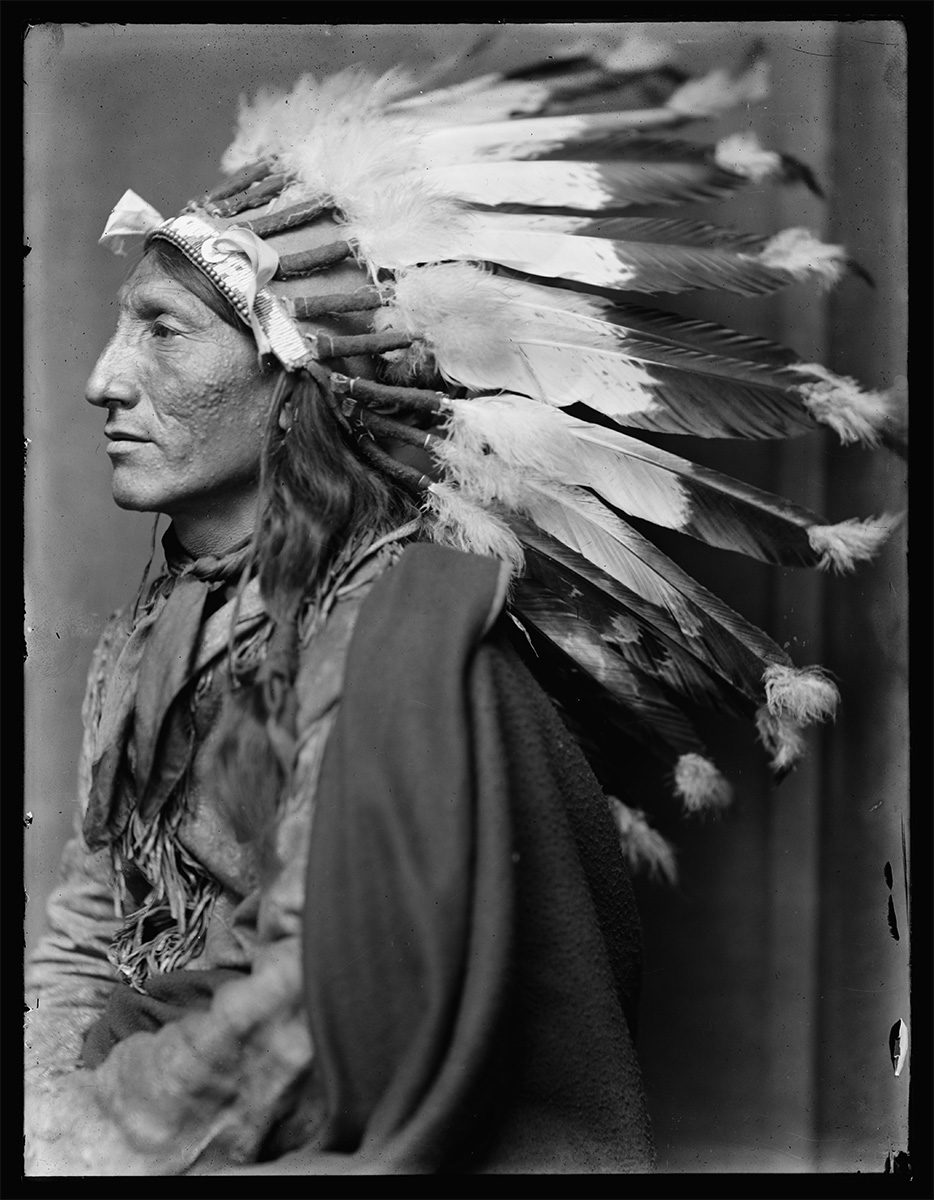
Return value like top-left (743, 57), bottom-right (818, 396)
top-left (25, 46), bottom-right (900, 1176)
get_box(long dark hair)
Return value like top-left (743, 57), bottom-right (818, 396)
top-left (143, 239), bottom-right (419, 861)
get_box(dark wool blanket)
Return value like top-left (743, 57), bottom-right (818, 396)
top-left (82, 544), bottom-right (655, 1174)
top-left (297, 543), bottom-right (655, 1174)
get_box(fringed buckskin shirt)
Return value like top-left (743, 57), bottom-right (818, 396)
top-left (24, 525), bottom-right (414, 1175)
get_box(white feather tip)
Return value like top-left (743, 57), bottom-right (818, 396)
top-left (674, 753), bottom-right (733, 814)
top-left (792, 363), bottom-right (905, 446)
top-left (667, 55), bottom-right (770, 119)
top-left (763, 664), bottom-right (839, 725)
top-left (808, 514), bottom-right (902, 572)
top-left (714, 132), bottom-right (781, 181)
top-left (758, 228), bottom-right (847, 289)
top-left (756, 707), bottom-right (808, 774)
top-left (609, 798), bottom-right (678, 884)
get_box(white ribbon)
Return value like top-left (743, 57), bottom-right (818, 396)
top-left (200, 229), bottom-right (280, 355)
top-left (99, 189), bottom-right (166, 256)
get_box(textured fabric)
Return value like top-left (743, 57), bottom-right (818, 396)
top-left (80, 967), bottom-right (243, 1068)
top-left (253, 542), bottom-right (655, 1174)
top-left (24, 537), bottom-right (399, 1175)
top-left (84, 529), bottom-right (256, 849)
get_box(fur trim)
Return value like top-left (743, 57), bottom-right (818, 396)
top-left (808, 514), bottom-right (902, 572)
top-left (673, 752), bottom-right (733, 814)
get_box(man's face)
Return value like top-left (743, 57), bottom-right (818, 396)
top-left (86, 255), bottom-right (278, 519)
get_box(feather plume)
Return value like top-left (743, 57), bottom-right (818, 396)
top-left (221, 69), bottom-right (416, 175)
top-left (424, 482), bottom-right (524, 573)
top-left (674, 752), bottom-right (733, 814)
top-left (424, 158), bottom-right (749, 212)
top-left (754, 665), bottom-right (840, 773)
top-left (791, 362), bottom-right (903, 447)
top-left (562, 28), bottom-right (676, 74)
top-left (757, 227), bottom-right (847, 289)
top-left (416, 114), bottom-right (683, 166)
top-left (418, 123), bottom-right (799, 188)
top-left (395, 38), bottom-right (768, 134)
top-left (439, 392), bottom-right (874, 567)
top-left (600, 300), bottom-right (802, 368)
top-left (386, 32), bottom-right (680, 126)
top-left (666, 52), bottom-right (770, 119)
top-left (609, 799), bottom-right (679, 884)
top-left (379, 265), bottom-right (826, 441)
top-left (480, 214), bottom-right (767, 249)
top-left (808, 514), bottom-right (902, 572)
top-left (513, 480), bottom-right (793, 695)
top-left (513, 577), bottom-right (711, 756)
top-left (515, 519), bottom-right (750, 713)
top-left (401, 212), bottom-right (846, 295)
top-left (420, 222), bottom-right (801, 297)
top-left (762, 664), bottom-right (839, 725)
top-left (511, 514), bottom-right (841, 781)
top-left (756, 708), bottom-right (809, 774)
top-left (342, 183), bottom-right (472, 275)
top-left (714, 132), bottom-right (782, 182)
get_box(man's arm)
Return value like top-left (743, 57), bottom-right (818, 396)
top-left (23, 693), bottom-right (330, 1176)
top-left (26, 617), bottom-right (127, 1081)
top-left (25, 829), bottom-right (122, 1079)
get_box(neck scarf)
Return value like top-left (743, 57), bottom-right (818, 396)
top-left (84, 527), bottom-right (257, 849)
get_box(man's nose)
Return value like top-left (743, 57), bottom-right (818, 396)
top-left (85, 333), bottom-right (141, 409)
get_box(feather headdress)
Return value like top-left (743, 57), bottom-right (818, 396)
top-left (98, 35), bottom-right (905, 877)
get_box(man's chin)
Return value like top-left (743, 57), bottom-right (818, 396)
top-left (110, 481), bottom-right (164, 514)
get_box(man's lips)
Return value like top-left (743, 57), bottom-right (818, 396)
top-left (105, 429), bottom-right (150, 442)
top-left (105, 429), bottom-right (151, 454)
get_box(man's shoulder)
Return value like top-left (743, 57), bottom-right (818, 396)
top-left (364, 541), bottom-right (511, 647)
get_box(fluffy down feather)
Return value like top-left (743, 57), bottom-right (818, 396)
top-left (674, 753), bottom-right (734, 813)
top-left (221, 69), bottom-right (416, 175)
top-left (609, 799), bottom-right (679, 884)
top-left (425, 481), bottom-right (525, 574)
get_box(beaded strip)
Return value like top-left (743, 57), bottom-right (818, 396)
top-left (151, 215), bottom-right (312, 371)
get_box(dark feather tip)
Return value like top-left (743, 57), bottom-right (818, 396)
top-left (738, 39), bottom-right (768, 73)
top-left (779, 153), bottom-right (825, 199)
top-left (847, 258), bottom-right (876, 288)
top-left (771, 760), bottom-right (798, 787)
